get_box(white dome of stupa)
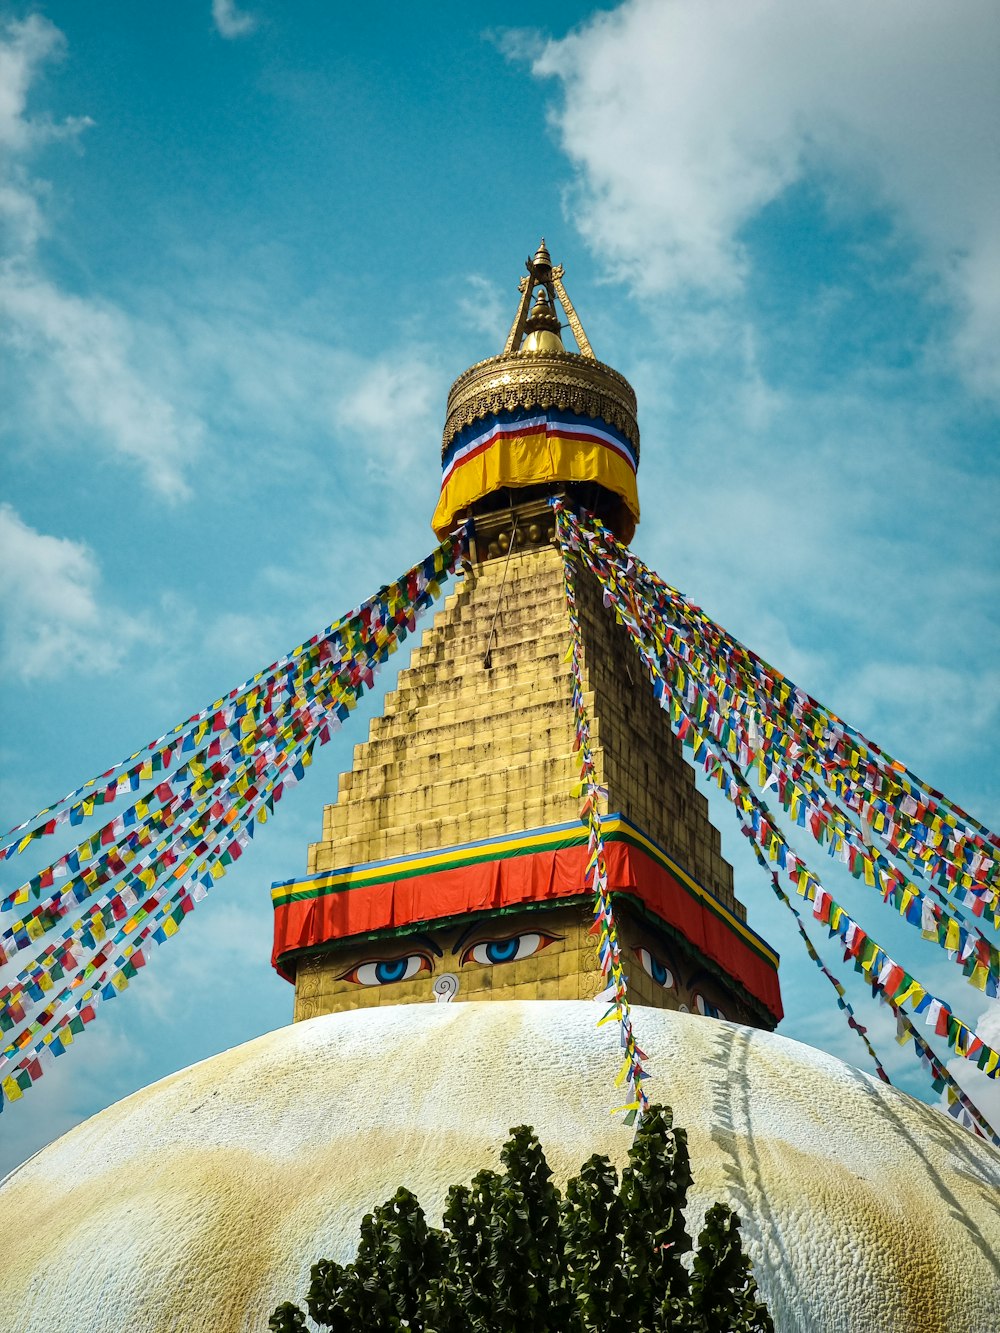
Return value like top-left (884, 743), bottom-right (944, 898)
top-left (0, 1001), bottom-right (997, 1332)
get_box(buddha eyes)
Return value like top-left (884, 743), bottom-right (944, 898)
top-left (694, 992), bottom-right (727, 1021)
top-left (340, 954), bottom-right (432, 987)
top-left (340, 931), bottom-right (559, 986)
top-left (460, 932), bottom-right (557, 966)
top-left (634, 947), bottom-right (675, 990)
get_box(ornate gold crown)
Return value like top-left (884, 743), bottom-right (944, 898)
top-left (442, 240), bottom-right (640, 457)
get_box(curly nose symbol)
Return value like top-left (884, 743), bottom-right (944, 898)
top-left (433, 973), bottom-right (459, 1003)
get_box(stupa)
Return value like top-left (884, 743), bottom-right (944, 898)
top-left (1, 243), bottom-right (997, 1333)
top-left (271, 240), bottom-right (782, 1032)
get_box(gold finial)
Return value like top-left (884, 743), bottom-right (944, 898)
top-left (520, 288), bottom-right (565, 354)
top-left (531, 237), bottom-right (552, 280)
top-left (500, 237), bottom-right (597, 359)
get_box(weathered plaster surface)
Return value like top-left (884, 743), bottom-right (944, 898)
top-left (1, 1003), bottom-right (997, 1332)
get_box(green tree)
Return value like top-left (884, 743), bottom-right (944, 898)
top-left (561, 1153), bottom-right (628, 1332)
top-left (692, 1203), bottom-right (775, 1333)
top-left (619, 1103), bottom-right (695, 1330)
top-left (271, 1105), bottom-right (774, 1332)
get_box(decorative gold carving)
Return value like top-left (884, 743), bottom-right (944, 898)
top-left (501, 274), bottom-right (535, 357)
top-left (443, 352), bottom-right (640, 457)
top-left (551, 271), bottom-right (595, 360)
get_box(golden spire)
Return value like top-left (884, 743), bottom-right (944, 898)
top-left (435, 238), bottom-right (640, 542)
top-left (501, 237), bottom-right (596, 359)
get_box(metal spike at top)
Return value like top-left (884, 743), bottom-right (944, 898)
top-left (530, 237), bottom-right (552, 279)
top-left (500, 237), bottom-right (594, 360)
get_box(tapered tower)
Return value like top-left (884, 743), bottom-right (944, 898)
top-left (272, 243), bottom-right (781, 1028)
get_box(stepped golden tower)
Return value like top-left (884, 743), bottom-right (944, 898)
top-left (271, 242), bottom-right (781, 1029)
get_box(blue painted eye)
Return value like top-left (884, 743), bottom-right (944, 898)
top-left (634, 947), bottom-right (675, 990)
top-left (461, 932), bottom-right (557, 966)
top-left (341, 954), bottom-right (431, 986)
top-left (694, 993), bottom-right (727, 1020)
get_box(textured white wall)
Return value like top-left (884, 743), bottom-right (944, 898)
top-left (0, 1002), bottom-right (997, 1332)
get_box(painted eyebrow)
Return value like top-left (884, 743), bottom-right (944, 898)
top-left (451, 924), bottom-right (565, 955)
top-left (450, 923), bottom-right (482, 955)
top-left (407, 933), bottom-right (443, 959)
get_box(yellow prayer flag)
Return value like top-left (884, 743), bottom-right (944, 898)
top-left (945, 919), bottom-right (961, 952)
top-left (894, 981), bottom-right (924, 1008)
top-left (2, 1076), bottom-right (23, 1103)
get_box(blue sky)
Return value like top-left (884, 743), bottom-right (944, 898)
top-left (1, 0), bottom-right (998, 1175)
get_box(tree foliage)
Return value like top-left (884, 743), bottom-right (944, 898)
top-left (270, 1104), bottom-right (773, 1332)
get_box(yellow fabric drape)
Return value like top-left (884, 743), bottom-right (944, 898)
top-left (432, 431), bottom-right (640, 537)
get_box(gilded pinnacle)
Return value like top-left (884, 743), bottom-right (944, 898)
top-left (530, 237), bottom-right (553, 280)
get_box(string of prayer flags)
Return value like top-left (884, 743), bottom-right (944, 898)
top-left (879, 991), bottom-right (999, 1144)
top-left (0, 540), bottom-right (461, 863)
top-left (561, 509), bottom-right (999, 1002)
top-left (747, 831), bottom-right (1000, 1145)
top-left (556, 509), bottom-right (650, 1126)
top-left (550, 502), bottom-right (1000, 1132)
top-left (0, 536), bottom-right (463, 1112)
top-left (751, 839), bottom-right (999, 1144)
top-left (741, 828), bottom-right (893, 1085)
top-left (567, 514), bottom-right (1000, 922)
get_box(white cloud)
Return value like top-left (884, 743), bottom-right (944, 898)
top-left (0, 503), bottom-right (141, 680)
top-left (0, 17), bottom-right (200, 498)
top-left (212, 1), bottom-right (258, 40)
top-left (333, 354), bottom-right (441, 474)
top-left (528, 0), bottom-right (1000, 395)
top-left (0, 271), bottom-right (202, 498)
top-left (456, 273), bottom-right (510, 342)
top-left (0, 14), bottom-right (91, 155)
top-left (0, 15), bottom-right (91, 253)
